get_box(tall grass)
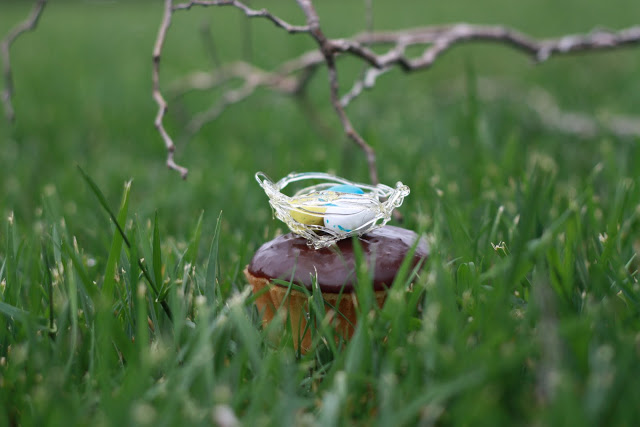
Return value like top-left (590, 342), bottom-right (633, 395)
top-left (1, 0), bottom-right (640, 425)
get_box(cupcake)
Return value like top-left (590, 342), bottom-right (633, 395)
top-left (245, 225), bottom-right (428, 352)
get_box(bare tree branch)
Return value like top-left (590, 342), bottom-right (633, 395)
top-left (155, 0), bottom-right (640, 181)
top-left (4, 1), bottom-right (640, 182)
top-left (343, 24), bottom-right (640, 69)
top-left (341, 24), bottom-right (640, 107)
top-left (168, 0), bottom-right (382, 182)
top-left (152, 0), bottom-right (312, 178)
top-left (174, 24), bottom-right (640, 110)
top-left (1, 0), bottom-right (47, 122)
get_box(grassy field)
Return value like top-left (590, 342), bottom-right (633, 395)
top-left (1, 0), bottom-right (640, 425)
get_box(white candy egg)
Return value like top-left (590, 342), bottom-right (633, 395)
top-left (323, 202), bottom-right (377, 235)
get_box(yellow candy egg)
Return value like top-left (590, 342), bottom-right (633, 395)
top-left (290, 196), bottom-right (327, 225)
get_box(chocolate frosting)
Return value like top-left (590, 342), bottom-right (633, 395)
top-left (247, 226), bottom-right (428, 293)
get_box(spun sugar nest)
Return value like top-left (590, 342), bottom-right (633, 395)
top-left (256, 171), bottom-right (410, 249)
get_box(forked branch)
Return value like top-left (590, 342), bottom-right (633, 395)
top-left (157, 5), bottom-right (640, 181)
top-left (4, 1), bottom-right (640, 181)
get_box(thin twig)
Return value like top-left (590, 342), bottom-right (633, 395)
top-left (186, 77), bottom-right (258, 136)
top-left (341, 66), bottom-right (390, 107)
top-left (171, 56), bottom-right (321, 137)
top-left (1, 0), bottom-right (47, 122)
top-left (172, 0), bottom-right (310, 33)
top-left (171, 49), bottom-right (323, 93)
top-left (152, 0), bottom-right (189, 178)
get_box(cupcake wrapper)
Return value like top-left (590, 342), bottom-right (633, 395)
top-left (244, 267), bottom-right (386, 353)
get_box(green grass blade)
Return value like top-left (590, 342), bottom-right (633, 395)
top-left (0, 300), bottom-right (30, 322)
top-left (127, 220), bottom-right (142, 312)
top-left (77, 165), bottom-right (131, 248)
top-left (152, 211), bottom-right (163, 296)
top-left (389, 232), bottom-right (424, 293)
top-left (394, 369), bottom-right (487, 425)
top-left (77, 168), bottom-right (171, 320)
top-left (0, 301), bottom-right (49, 331)
top-left (64, 260), bottom-right (80, 375)
top-left (42, 241), bottom-right (56, 336)
top-left (185, 210), bottom-right (204, 267)
top-left (60, 238), bottom-right (99, 302)
top-left (351, 237), bottom-right (373, 316)
top-left (5, 213), bottom-right (17, 302)
top-left (205, 212), bottom-right (222, 302)
top-left (102, 181), bottom-right (131, 300)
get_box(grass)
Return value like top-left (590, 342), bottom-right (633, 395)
top-left (1, 0), bottom-right (640, 425)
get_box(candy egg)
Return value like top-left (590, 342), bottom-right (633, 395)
top-left (290, 205), bottom-right (326, 225)
top-left (327, 184), bottom-right (364, 194)
top-left (323, 203), bottom-right (377, 235)
top-left (289, 196), bottom-right (327, 225)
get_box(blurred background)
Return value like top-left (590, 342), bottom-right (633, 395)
top-left (1, 0), bottom-right (639, 259)
top-left (2, 2), bottom-right (640, 424)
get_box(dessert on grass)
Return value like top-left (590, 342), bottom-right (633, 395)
top-left (246, 172), bottom-right (427, 351)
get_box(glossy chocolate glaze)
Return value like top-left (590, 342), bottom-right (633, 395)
top-left (247, 226), bottom-right (428, 293)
